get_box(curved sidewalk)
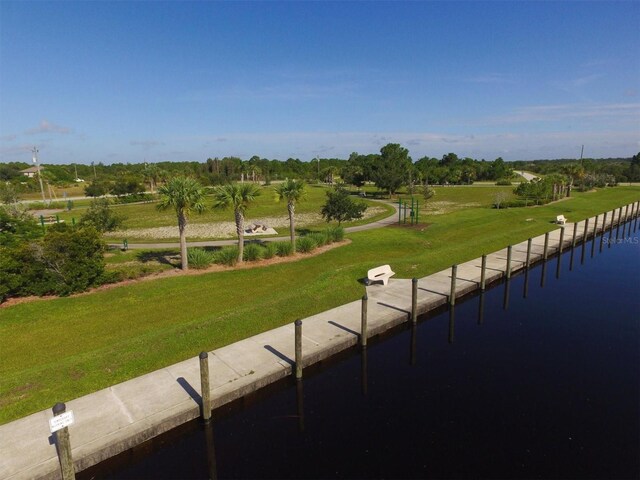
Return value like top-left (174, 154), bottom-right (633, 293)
top-left (107, 199), bottom-right (400, 249)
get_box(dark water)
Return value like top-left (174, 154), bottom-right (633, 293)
top-left (81, 222), bottom-right (640, 480)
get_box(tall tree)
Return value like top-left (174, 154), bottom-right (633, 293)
top-left (212, 183), bottom-right (261, 263)
top-left (157, 176), bottom-right (206, 271)
top-left (321, 184), bottom-right (367, 225)
top-left (274, 178), bottom-right (307, 252)
top-left (372, 143), bottom-right (412, 195)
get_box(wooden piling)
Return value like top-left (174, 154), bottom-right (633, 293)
top-left (480, 254), bottom-right (487, 291)
top-left (411, 278), bottom-right (418, 325)
top-left (360, 294), bottom-right (368, 348)
top-left (558, 226), bottom-right (565, 254)
top-left (199, 352), bottom-right (211, 423)
top-left (506, 245), bottom-right (512, 279)
top-left (294, 320), bottom-right (303, 380)
top-left (526, 238), bottom-right (532, 268)
top-left (52, 402), bottom-right (75, 480)
top-left (543, 233), bottom-right (549, 260)
top-left (449, 264), bottom-right (457, 306)
top-left (572, 222), bottom-right (578, 247)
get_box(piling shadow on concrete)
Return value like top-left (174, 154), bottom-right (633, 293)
top-left (327, 321), bottom-right (359, 338)
top-left (177, 377), bottom-right (201, 405)
top-left (264, 345), bottom-right (294, 366)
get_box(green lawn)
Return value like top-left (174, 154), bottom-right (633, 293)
top-left (1, 186), bottom-right (638, 424)
top-left (54, 185), bottom-right (395, 241)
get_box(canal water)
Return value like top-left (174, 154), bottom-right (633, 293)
top-left (80, 223), bottom-right (640, 479)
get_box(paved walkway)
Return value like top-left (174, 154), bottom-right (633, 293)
top-left (1, 203), bottom-right (637, 480)
top-left (106, 198), bottom-right (399, 249)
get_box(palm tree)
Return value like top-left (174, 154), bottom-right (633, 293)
top-left (274, 178), bottom-right (307, 252)
top-left (212, 183), bottom-right (261, 263)
top-left (157, 176), bottom-right (206, 271)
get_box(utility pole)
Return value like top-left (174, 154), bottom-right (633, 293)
top-left (32, 147), bottom-right (46, 204)
top-left (91, 161), bottom-right (97, 179)
top-left (316, 156), bottom-right (320, 184)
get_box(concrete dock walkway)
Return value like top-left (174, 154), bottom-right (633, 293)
top-left (1, 202), bottom-right (638, 479)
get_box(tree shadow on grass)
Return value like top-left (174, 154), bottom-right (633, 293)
top-left (136, 250), bottom-right (181, 267)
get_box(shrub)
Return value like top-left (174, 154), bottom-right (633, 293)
top-left (79, 198), bottom-right (124, 232)
top-left (325, 226), bottom-right (344, 243)
top-left (274, 241), bottom-right (294, 257)
top-left (296, 236), bottom-right (317, 253)
top-left (187, 248), bottom-right (215, 269)
top-left (307, 232), bottom-right (329, 247)
top-left (496, 178), bottom-right (512, 186)
top-left (113, 193), bottom-right (155, 204)
top-left (243, 243), bottom-right (263, 262)
top-left (215, 246), bottom-right (239, 266)
top-left (263, 242), bottom-right (278, 259)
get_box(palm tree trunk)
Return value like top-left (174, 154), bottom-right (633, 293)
top-left (235, 209), bottom-right (244, 263)
top-left (178, 213), bottom-right (188, 270)
top-left (288, 202), bottom-right (296, 252)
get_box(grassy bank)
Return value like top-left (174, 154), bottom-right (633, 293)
top-left (1, 186), bottom-right (638, 424)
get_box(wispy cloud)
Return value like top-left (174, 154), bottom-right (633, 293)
top-left (0, 134), bottom-right (17, 141)
top-left (484, 102), bottom-right (640, 125)
top-left (130, 140), bottom-right (165, 148)
top-left (25, 120), bottom-right (72, 135)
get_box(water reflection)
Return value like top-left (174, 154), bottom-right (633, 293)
top-left (523, 269), bottom-right (530, 298)
top-left (540, 260), bottom-right (548, 287)
top-left (448, 307), bottom-right (455, 344)
top-left (360, 349), bottom-right (368, 397)
top-left (204, 422), bottom-right (218, 480)
top-left (296, 380), bottom-right (305, 433)
top-left (503, 279), bottom-right (511, 310)
top-left (477, 292), bottom-right (485, 326)
top-left (410, 324), bottom-right (417, 366)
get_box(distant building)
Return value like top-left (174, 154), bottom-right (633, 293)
top-left (20, 166), bottom-right (44, 178)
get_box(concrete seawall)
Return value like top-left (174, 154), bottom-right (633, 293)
top-left (1, 202), bottom-right (638, 479)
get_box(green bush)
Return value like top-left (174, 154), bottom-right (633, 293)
top-left (307, 232), bottom-right (329, 247)
top-left (215, 246), bottom-right (239, 266)
top-left (113, 193), bottom-right (155, 204)
top-left (263, 242), bottom-right (278, 259)
top-left (274, 241), bottom-right (294, 257)
top-left (187, 248), bottom-right (215, 269)
top-left (243, 243), bottom-right (263, 262)
top-left (296, 236), bottom-right (317, 253)
top-left (495, 178), bottom-right (512, 186)
top-left (325, 225), bottom-right (345, 243)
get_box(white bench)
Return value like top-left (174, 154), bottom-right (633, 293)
top-left (556, 215), bottom-right (567, 225)
top-left (367, 265), bottom-right (395, 286)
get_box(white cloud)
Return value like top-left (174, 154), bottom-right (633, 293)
top-left (25, 120), bottom-right (72, 135)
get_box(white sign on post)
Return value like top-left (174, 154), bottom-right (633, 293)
top-left (49, 411), bottom-right (74, 433)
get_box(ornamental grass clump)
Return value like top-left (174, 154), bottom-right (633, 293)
top-left (262, 242), bottom-right (278, 259)
top-left (325, 225), bottom-right (345, 243)
top-left (187, 248), bottom-right (215, 269)
top-left (243, 243), bottom-right (263, 262)
top-left (274, 241), bottom-right (294, 257)
top-left (215, 246), bottom-right (239, 266)
top-left (296, 236), bottom-right (317, 253)
top-left (307, 232), bottom-right (329, 247)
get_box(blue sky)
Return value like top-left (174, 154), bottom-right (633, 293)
top-left (1, 1), bottom-right (638, 165)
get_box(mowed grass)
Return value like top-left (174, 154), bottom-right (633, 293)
top-left (1, 186), bottom-right (638, 424)
top-left (54, 184), bottom-right (395, 241)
